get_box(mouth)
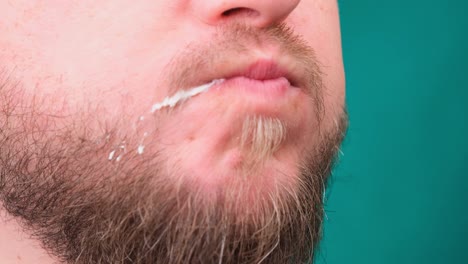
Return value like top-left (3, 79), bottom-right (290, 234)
top-left (197, 59), bottom-right (306, 111)
top-left (205, 59), bottom-right (303, 100)
top-left (151, 58), bottom-right (305, 112)
top-left (223, 60), bottom-right (301, 87)
top-left (199, 58), bottom-right (303, 92)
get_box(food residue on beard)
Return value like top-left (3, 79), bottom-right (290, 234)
top-left (150, 79), bottom-right (224, 113)
top-left (107, 80), bottom-right (224, 161)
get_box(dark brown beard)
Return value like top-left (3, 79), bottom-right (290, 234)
top-left (0, 23), bottom-right (348, 264)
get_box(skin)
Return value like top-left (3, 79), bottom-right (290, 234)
top-left (0, 0), bottom-right (345, 263)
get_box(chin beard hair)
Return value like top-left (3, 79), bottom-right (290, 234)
top-left (240, 115), bottom-right (287, 170)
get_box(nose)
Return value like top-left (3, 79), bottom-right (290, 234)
top-left (191, 0), bottom-right (301, 28)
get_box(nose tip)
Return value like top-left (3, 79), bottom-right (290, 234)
top-left (192, 0), bottom-right (301, 28)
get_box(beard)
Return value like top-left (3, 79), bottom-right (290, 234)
top-left (0, 24), bottom-right (348, 264)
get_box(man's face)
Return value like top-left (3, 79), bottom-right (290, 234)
top-left (0, 0), bottom-right (346, 263)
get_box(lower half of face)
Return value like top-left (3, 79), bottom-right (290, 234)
top-left (0, 2), bottom-right (346, 263)
top-left (0, 49), bottom-right (346, 264)
top-left (1, 22), bottom-right (345, 196)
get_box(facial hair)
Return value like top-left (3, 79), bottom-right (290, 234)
top-left (0, 24), bottom-right (348, 264)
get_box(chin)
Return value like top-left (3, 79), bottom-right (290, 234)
top-left (159, 138), bottom-right (316, 213)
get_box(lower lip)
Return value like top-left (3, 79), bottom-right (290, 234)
top-left (212, 76), bottom-right (294, 98)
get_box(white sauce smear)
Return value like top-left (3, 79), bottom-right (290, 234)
top-left (150, 79), bottom-right (224, 113)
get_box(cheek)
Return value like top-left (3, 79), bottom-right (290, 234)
top-left (287, 1), bottom-right (345, 126)
top-left (0, 1), bottom-right (188, 119)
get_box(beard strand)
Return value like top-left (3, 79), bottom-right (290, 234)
top-left (240, 115), bottom-right (287, 170)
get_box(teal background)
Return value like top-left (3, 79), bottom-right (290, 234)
top-left (316, 0), bottom-right (468, 263)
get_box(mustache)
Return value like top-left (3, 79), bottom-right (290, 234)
top-left (162, 23), bottom-right (324, 109)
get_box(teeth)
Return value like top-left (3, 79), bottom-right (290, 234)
top-left (151, 79), bottom-right (224, 113)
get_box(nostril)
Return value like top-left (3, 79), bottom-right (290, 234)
top-left (222, 7), bottom-right (259, 18)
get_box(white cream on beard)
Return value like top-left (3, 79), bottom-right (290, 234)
top-left (108, 79), bottom-right (225, 161)
top-left (150, 79), bottom-right (224, 113)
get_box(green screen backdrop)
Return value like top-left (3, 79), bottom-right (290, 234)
top-left (315, 0), bottom-right (468, 263)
